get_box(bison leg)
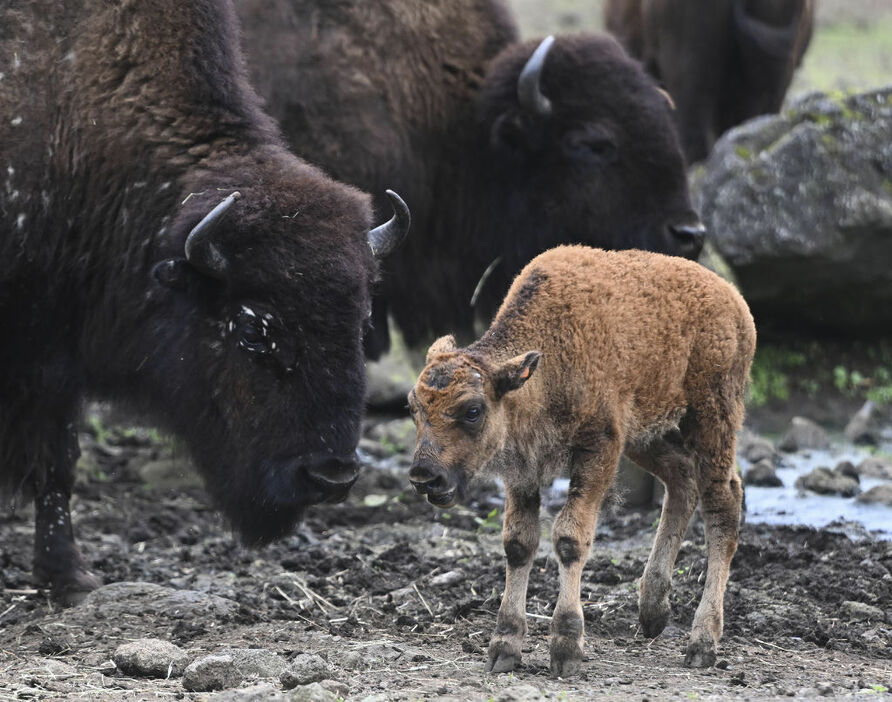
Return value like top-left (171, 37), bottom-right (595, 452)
top-left (625, 434), bottom-right (698, 639)
top-left (486, 485), bottom-right (540, 674)
top-left (548, 437), bottom-right (622, 677)
top-left (684, 410), bottom-right (743, 668)
top-left (32, 420), bottom-right (101, 606)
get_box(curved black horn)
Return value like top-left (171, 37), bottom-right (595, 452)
top-left (368, 190), bottom-right (411, 258)
top-left (184, 191), bottom-right (240, 277)
top-left (517, 35), bottom-right (554, 116)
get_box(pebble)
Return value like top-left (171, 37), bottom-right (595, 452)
top-left (429, 569), bottom-right (466, 587)
top-left (280, 653), bottom-right (331, 689)
top-left (113, 638), bottom-right (190, 678)
top-left (286, 682), bottom-right (339, 702)
top-left (182, 654), bottom-right (242, 692)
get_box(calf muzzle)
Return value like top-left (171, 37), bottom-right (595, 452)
top-left (409, 461), bottom-right (457, 508)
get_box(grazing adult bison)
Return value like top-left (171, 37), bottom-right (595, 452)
top-left (605, 0), bottom-right (815, 163)
top-left (238, 0), bottom-right (705, 357)
top-left (0, 0), bottom-right (408, 603)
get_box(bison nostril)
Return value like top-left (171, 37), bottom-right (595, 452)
top-left (669, 221), bottom-right (706, 252)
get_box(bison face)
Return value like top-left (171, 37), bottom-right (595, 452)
top-left (478, 34), bottom-right (704, 272)
top-left (407, 336), bottom-right (540, 509)
top-left (132, 157), bottom-right (407, 544)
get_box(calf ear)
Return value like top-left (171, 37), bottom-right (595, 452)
top-left (426, 335), bottom-right (457, 364)
top-left (493, 351), bottom-right (541, 398)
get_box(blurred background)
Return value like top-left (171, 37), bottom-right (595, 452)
top-left (507, 0), bottom-right (892, 96)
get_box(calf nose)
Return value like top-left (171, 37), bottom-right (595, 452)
top-left (302, 453), bottom-right (361, 502)
top-left (669, 220), bottom-right (706, 258)
top-left (409, 462), bottom-right (449, 495)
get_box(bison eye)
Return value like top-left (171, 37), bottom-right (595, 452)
top-left (564, 126), bottom-right (618, 164)
top-left (229, 305), bottom-right (273, 355)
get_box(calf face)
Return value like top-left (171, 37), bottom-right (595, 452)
top-left (407, 336), bottom-right (540, 507)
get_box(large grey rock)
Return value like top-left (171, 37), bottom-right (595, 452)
top-left (856, 457), bottom-right (892, 479)
top-left (113, 638), bottom-right (190, 678)
top-left (744, 459), bottom-right (783, 487)
top-left (72, 582), bottom-right (240, 624)
top-left (218, 648), bottom-right (288, 679)
top-left (695, 88), bottom-right (892, 336)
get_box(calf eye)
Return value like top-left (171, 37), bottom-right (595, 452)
top-left (464, 406), bottom-right (482, 423)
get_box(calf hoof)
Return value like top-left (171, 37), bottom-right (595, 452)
top-left (485, 640), bottom-right (522, 673)
top-left (549, 636), bottom-right (584, 678)
top-left (684, 636), bottom-right (717, 668)
top-left (638, 598), bottom-right (671, 639)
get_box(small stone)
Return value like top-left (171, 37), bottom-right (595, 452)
top-left (778, 416), bottom-right (829, 452)
top-left (340, 651), bottom-right (367, 670)
top-left (856, 485), bottom-right (892, 506)
top-left (844, 400), bottom-right (877, 444)
top-left (744, 459), bottom-right (783, 487)
top-left (429, 570), bottom-right (466, 587)
top-left (739, 430), bottom-right (777, 464)
top-left (286, 682), bottom-right (339, 702)
top-left (208, 683), bottom-right (288, 701)
top-left (493, 683), bottom-right (545, 701)
top-left (113, 638), bottom-right (190, 678)
top-left (834, 461), bottom-right (860, 481)
top-left (319, 679), bottom-right (350, 698)
top-left (841, 601), bottom-right (885, 622)
top-left (183, 654), bottom-right (242, 692)
top-left (217, 648), bottom-right (287, 679)
top-left (856, 457), bottom-right (892, 479)
top-left (280, 654), bottom-right (330, 689)
top-left (795, 467), bottom-right (860, 497)
top-left (816, 682), bottom-right (834, 696)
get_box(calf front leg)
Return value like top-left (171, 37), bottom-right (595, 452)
top-left (32, 419), bottom-right (101, 606)
top-left (486, 486), bottom-right (540, 673)
top-left (549, 439), bottom-right (622, 677)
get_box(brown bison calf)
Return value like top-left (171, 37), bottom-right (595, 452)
top-left (407, 245), bottom-right (755, 676)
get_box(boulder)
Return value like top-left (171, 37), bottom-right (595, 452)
top-left (843, 400), bottom-right (879, 445)
top-left (856, 456), bottom-right (892, 479)
top-left (183, 655), bottom-right (242, 692)
top-left (738, 428), bottom-right (777, 464)
top-left (694, 88), bottom-right (892, 336)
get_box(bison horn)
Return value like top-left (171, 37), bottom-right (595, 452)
top-left (184, 191), bottom-right (240, 278)
top-left (517, 35), bottom-right (554, 117)
top-left (367, 190), bottom-right (411, 258)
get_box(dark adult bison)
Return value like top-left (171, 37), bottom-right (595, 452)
top-left (239, 0), bottom-right (704, 357)
top-left (605, 0), bottom-right (815, 164)
top-left (0, 0), bottom-right (408, 603)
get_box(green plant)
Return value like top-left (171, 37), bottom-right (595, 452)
top-left (475, 507), bottom-right (501, 532)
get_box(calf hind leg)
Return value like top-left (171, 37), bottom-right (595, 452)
top-left (684, 409), bottom-right (743, 668)
top-left (625, 433), bottom-right (699, 639)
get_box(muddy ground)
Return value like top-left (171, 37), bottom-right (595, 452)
top-left (1, 404), bottom-right (890, 701)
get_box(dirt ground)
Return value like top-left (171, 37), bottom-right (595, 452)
top-left (1, 407), bottom-right (890, 701)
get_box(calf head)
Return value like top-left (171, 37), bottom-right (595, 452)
top-left (407, 336), bottom-right (540, 508)
top-left (478, 34), bottom-right (704, 267)
top-left (133, 154), bottom-right (409, 544)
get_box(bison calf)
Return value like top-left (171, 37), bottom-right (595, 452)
top-left (407, 246), bottom-right (755, 675)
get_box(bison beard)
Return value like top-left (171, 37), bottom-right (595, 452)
top-left (0, 0), bottom-right (408, 603)
top-left (239, 1), bottom-right (704, 357)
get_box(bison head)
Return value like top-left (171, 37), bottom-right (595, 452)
top-left (474, 33), bottom-right (703, 312)
top-left (407, 335), bottom-right (540, 508)
top-left (130, 152), bottom-right (408, 544)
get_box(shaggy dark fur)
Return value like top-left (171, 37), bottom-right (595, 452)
top-left (239, 0), bottom-right (702, 356)
top-left (605, 0), bottom-right (815, 163)
top-left (1, 0), bottom-right (381, 601)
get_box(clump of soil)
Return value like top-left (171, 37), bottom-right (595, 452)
top-left (1, 417), bottom-right (890, 700)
